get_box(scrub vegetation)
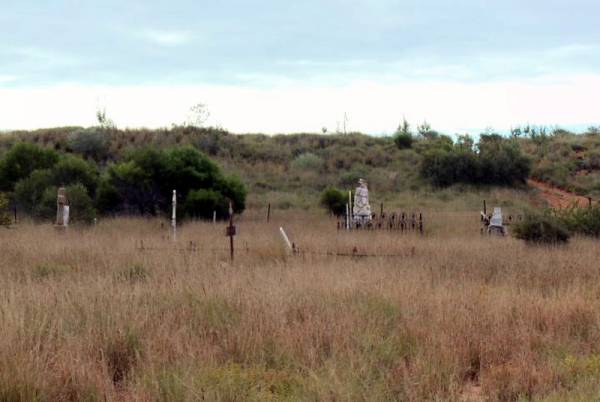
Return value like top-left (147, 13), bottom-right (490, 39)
top-left (2, 212), bottom-right (600, 401)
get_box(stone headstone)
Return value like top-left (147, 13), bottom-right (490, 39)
top-left (353, 179), bottom-right (372, 224)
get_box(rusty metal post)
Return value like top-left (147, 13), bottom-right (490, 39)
top-left (267, 203), bottom-right (271, 222)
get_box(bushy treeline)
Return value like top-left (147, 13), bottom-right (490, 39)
top-left (8, 123), bottom-right (600, 211)
top-left (0, 127), bottom-right (407, 199)
top-left (418, 134), bottom-right (532, 187)
top-left (0, 141), bottom-right (246, 224)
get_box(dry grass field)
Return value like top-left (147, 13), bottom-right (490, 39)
top-left (2, 210), bottom-right (600, 401)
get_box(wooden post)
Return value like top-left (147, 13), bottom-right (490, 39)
top-left (483, 200), bottom-right (487, 216)
top-left (589, 197), bottom-right (592, 208)
top-left (380, 202), bottom-right (383, 218)
top-left (226, 202), bottom-right (236, 262)
top-left (171, 190), bottom-right (177, 242)
top-left (13, 206), bottom-right (17, 224)
top-left (348, 191), bottom-right (352, 227)
top-left (267, 203), bottom-right (271, 222)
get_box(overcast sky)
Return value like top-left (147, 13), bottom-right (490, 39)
top-left (1, 0), bottom-right (599, 134)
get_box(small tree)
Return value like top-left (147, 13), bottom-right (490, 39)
top-left (393, 118), bottom-right (413, 149)
top-left (186, 103), bottom-right (210, 128)
top-left (320, 187), bottom-right (347, 216)
top-left (96, 106), bottom-right (116, 129)
top-left (0, 193), bottom-right (11, 227)
top-left (68, 128), bottom-right (110, 161)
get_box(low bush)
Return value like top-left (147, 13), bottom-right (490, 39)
top-left (512, 212), bottom-right (570, 244)
top-left (554, 206), bottom-right (600, 237)
top-left (393, 132), bottom-right (413, 149)
top-left (68, 128), bottom-right (110, 161)
top-left (320, 187), bottom-right (347, 216)
top-left (290, 153), bottom-right (324, 172)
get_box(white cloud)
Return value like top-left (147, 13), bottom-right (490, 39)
top-left (140, 29), bottom-right (191, 46)
top-left (10, 47), bottom-right (81, 67)
top-left (0, 75), bottom-right (17, 84)
top-left (1, 73), bottom-right (599, 134)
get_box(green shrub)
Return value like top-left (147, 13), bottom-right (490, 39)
top-left (320, 187), bottom-right (347, 216)
top-left (51, 155), bottom-right (99, 195)
top-left (107, 146), bottom-right (246, 217)
top-left (68, 128), bottom-right (110, 161)
top-left (184, 189), bottom-right (227, 219)
top-left (420, 135), bottom-right (531, 187)
top-left (393, 132), bottom-right (413, 149)
top-left (95, 178), bottom-right (121, 214)
top-left (512, 212), bottom-right (570, 244)
top-left (12, 154), bottom-right (99, 218)
top-left (14, 170), bottom-right (53, 216)
top-left (64, 183), bottom-right (96, 224)
top-left (218, 175), bottom-right (247, 214)
top-left (290, 153), bottom-right (324, 172)
top-left (0, 142), bottom-right (59, 191)
top-left (555, 206), bottom-right (600, 237)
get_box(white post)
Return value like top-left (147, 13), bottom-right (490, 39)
top-left (172, 190), bottom-right (177, 242)
top-left (345, 203), bottom-right (350, 230)
top-left (279, 227), bottom-right (293, 251)
top-left (213, 210), bottom-right (216, 225)
top-left (63, 206), bottom-right (70, 228)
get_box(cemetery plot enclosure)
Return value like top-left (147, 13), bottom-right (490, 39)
top-left (338, 211), bottom-right (424, 234)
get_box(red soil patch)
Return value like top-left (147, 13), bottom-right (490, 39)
top-left (528, 179), bottom-right (590, 209)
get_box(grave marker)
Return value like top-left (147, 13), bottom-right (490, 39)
top-left (55, 186), bottom-right (69, 229)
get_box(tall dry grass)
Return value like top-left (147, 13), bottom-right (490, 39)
top-left (1, 211), bottom-right (600, 401)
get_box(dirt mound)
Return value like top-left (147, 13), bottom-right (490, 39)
top-left (528, 179), bottom-right (590, 209)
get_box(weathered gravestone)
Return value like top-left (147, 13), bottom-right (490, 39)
top-left (353, 179), bottom-right (372, 226)
top-left (488, 207), bottom-right (506, 236)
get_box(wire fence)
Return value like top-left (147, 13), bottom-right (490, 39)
top-left (133, 240), bottom-right (418, 259)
